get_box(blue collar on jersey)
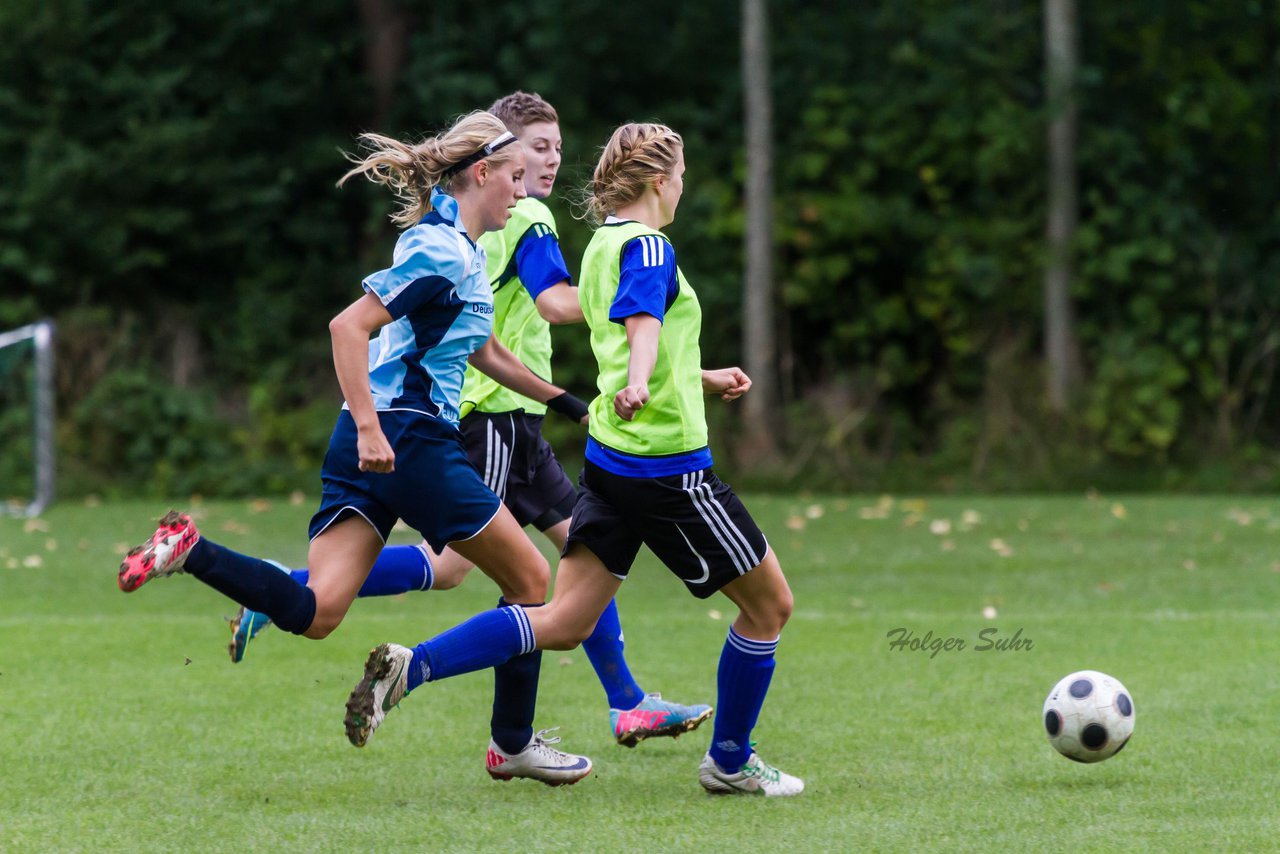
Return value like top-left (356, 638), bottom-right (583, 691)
top-left (426, 187), bottom-right (477, 247)
top-left (429, 186), bottom-right (460, 226)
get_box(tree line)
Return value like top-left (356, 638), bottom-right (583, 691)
top-left (2, 0), bottom-right (1277, 498)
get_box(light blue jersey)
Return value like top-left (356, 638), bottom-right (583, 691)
top-left (356, 188), bottom-right (494, 425)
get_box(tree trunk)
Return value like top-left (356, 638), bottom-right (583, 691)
top-left (1043, 0), bottom-right (1083, 412)
top-left (356, 0), bottom-right (409, 129)
top-left (739, 0), bottom-right (780, 462)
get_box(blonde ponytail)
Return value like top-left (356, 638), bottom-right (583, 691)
top-left (339, 111), bottom-right (518, 228)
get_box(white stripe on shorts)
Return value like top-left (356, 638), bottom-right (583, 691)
top-left (496, 415), bottom-right (515, 498)
top-left (484, 419), bottom-right (511, 500)
top-left (696, 479), bottom-right (760, 570)
top-left (683, 470), bottom-right (757, 575)
top-left (484, 420), bottom-right (497, 490)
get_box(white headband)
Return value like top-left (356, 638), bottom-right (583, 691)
top-left (444, 132), bottom-right (518, 176)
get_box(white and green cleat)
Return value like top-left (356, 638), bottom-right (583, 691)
top-left (697, 751), bottom-right (805, 797)
top-left (344, 643), bottom-right (412, 747)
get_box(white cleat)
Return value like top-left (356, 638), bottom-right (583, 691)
top-left (344, 643), bottom-right (412, 747)
top-left (698, 751), bottom-right (805, 797)
top-left (485, 728), bottom-right (593, 787)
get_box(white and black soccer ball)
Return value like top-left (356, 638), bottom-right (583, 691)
top-left (1042, 670), bottom-right (1134, 763)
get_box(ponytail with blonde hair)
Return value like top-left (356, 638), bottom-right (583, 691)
top-left (339, 111), bottom-right (519, 228)
top-left (583, 123), bottom-right (684, 225)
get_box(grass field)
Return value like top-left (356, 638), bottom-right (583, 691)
top-left (2, 494), bottom-right (1278, 852)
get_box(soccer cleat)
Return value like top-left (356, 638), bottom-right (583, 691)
top-left (611, 693), bottom-right (714, 748)
top-left (485, 728), bottom-right (593, 787)
top-left (118, 510), bottom-right (200, 592)
top-left (344, 643), bottom-right (412, 748)
top-left (226, 560), bottom-right (289, 663)
top-left (228, 606), bottom-right (272, 663)
top-left (698, 751), bottom-right (805, 797)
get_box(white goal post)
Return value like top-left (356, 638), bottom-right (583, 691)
top-left (0, 319), bottom-right (55, 517)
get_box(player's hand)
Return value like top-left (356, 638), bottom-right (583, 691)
top-left (702, 367), bottom-right (751, 401)
top-left (357, 427), bottom-right (395, 473)
top-left (614, 384), bottom-right (650, 421)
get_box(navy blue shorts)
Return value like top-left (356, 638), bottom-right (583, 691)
top-left (309, 409), bottom-right (502, 552)
top-left (564, 461), bottom-right (769, 599)
top-left (461, 411), bottom-right (576, 531)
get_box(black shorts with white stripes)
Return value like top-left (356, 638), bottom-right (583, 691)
top-left (564, 460), bottom-right (769, 599)
top-left (460, 411), bottom-right (577, 531)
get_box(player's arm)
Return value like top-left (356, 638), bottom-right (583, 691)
top-left (517, 227), bottom-right (583, 324)
top-left (610, 236), bottom-right (677, 421)
top-left (533, 281), bottom-right (584, 324)
top-left (702, 366), bottom-right (751, 401)
top-left (469, 335), bottom-right (588, 423)
top-left (615, 314), bottom-right (660, 421)
top-left (329, 292), bottom-right (395, 472)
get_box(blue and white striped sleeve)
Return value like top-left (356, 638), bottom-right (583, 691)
top-left (361, 226), bottom-right (467, 321)
top-left (609, 235), bottom-right (678, 324)
top-left (514, 224), bottom-right (571, 300)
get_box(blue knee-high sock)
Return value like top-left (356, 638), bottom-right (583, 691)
top-left (491, 598), bottom-right (542, 754)
top-left (185, 539), bottom-right (316, 634)
top-left (708, 627), bottom-right (778, 774)
top-left (582, 598), bottom-right (644, 710)
top-left (406, 605), bottom-right (536, 693)
top-left (285, 544), bottom-right (433, 597)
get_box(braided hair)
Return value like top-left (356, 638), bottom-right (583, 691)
top-left (582, 123), bottom-right (684, 225)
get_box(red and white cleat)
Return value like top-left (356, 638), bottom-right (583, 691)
top-left (117, 510), bottom-right (200, 592)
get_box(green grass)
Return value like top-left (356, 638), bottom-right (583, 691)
top-left (2, 495), bottom-right (1278, 852)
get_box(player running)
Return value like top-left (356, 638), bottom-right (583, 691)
top-left (227, 92), bottom-right (713, 751)
top-left (342, 122), bottom-right (803, 796)
top-left (117, 111), bottom-right (592, 787)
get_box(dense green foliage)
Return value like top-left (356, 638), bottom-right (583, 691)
top-left (3, 496), bottom-right (1279, 848)
top-left (2, 1), bottom-right (1278, 496)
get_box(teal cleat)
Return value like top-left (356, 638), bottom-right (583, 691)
top-left (228, 606), bottom-right (272, 663)
top-left (610, 693), bottom-right (714, 748)
top-left (227, 559), bottom-right (291, 663)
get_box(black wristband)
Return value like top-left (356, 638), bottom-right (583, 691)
top-left (546, 391), bottom-right (589, 422)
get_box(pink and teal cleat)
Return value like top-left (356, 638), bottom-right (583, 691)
top-left (118, 510), bottom-right (200, 592)
top-left (610, 693), bottom-right (714, 748)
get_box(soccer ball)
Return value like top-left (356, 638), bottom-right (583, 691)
top-left (1042, 670), bottom-right (1134, 763)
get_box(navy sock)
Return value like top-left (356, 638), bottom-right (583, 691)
top-left (284, 544), bottom-right (433, 597)
top-left (491, 598), bottom-right (542, 754)
top-left (406, 605), bottom-right (535, 693)
top-left (185, 539), bottom-right (316, 634)
top-left (582, 598), bottom-right (644, 709)
top-left (708, 627), bottom-right (778, 774)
